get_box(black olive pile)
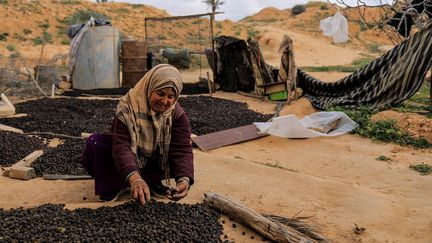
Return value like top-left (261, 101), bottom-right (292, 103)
top-left (32, 138), bottom-right (87, 177)
top-left (179, 96), bottom-right (273, 135)
top-left (0, 96), bottom-right (272, 139)
top-left (0, 131), bottom-right (46, 167)
top-left (60, 82), bottom-right (209, 97)
top-left (61, 88), bottom-right (131, 97)
top-left (0, 201), bottom-right (224, 242)
top-left (181, 82), bottom-right (210, 95)
top-left (0, 98), bottom-right (117, 137)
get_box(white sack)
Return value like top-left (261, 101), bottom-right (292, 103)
top-left (319, 11), bottom-right (349, 43)
top-left (254, 111), bottom-right (357, 138)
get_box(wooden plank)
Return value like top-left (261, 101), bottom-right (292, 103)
top-left (8, 166), bottom-right (36, 180)
top-left (12, 150), bottom-right (44, 167)
top-left (191, 124), bottom-right (267, 151)
top-left (0, 123), bottom-right (23, 134)
top-left (257, 81), bottom-right (287, 95)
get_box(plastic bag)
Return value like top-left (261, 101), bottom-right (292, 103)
top-left (319, 11), bottom-right (349, 43)
top-left (254, 111), bottom-right (357, 138)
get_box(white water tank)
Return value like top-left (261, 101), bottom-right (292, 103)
top-left (72, 26), bottom-right (120, 89)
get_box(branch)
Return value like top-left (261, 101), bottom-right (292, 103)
top-left (25, 132), bottom-right (83, 139)
top-left (16, 55), bottom-right (48, 97)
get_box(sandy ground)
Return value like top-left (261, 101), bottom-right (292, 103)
top-left (1, 86), bottom-right (431, 242)
top-left (1, 8), bottom-right (432, 242)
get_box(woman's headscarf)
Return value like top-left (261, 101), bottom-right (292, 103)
top-left (115, 64), bottom-right (183, 180)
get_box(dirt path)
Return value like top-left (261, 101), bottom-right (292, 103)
top-left (258, 26), bottom-right (365, 67)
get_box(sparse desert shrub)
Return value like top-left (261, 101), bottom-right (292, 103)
top-left (409, 163), bottom-right (432, 175)
top-left (366, 43), bottom-right (382, 53)
top-left (306, 1), bottom-right (327, 8)
top-left (0, 0), bottom-right (8, 4)
top-left (6, 45), bottom-right (15, 51)
top-left (247, 28), bottom-right (260, 38)
top-left (23, 29), bottom-right (32, 35)
top-left (43, 32), bottom-right (53, 43)
top-left (0, 32), bottom-right (9, 41)
top-left (59, 0), bottom-right (80, 4)
top-left (376, 155), bottom-right (391, 161)
top-left (57, 29), bottom-right (66, 36)
top-left (39, 20), bottom-right (50, 29)
top-left (33, 37), bottom-right (44, 45)
top-left (320, 5), bottom-right (328, 10)
top-left (13, 33), bottom-right (26, 41)
top-left (61, 39), bottom-right (70, 45)
top-left (63, 9), bottom-right (109, 25)
top-left (292, 4), bottom-right (306, 16)
top-left (327, 106), bottom-right (432, 149)
top-left (115, 8), bottom-right (130, 14)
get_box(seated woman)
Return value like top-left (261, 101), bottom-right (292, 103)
top-left (81, 64), bottom-right (194, 205)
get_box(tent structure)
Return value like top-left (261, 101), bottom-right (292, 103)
top-left (298, 20), bottom-right (432, 110)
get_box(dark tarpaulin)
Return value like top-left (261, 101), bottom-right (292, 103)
top-left (213, 36), bottom-right (276, 93)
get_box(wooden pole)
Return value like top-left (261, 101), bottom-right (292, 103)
top-left (206, 71), bottom-right (213, 96)
top-left (43, 174), bottom-right (94, 180)
top-left (203, 192), bottom-right (320, 243)
top-left (210, 12), bottom-right (216, 93)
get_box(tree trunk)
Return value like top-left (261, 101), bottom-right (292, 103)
top-left (203, 192), bottom-right (319, 243)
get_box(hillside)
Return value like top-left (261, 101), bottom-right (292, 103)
top-left (0, 0), bottom-right (167, 61)
top-left (0, 0), bottom-right (396, 65)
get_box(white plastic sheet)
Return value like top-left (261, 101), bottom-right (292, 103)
top-left (319, 11), bottom-right (349, 44)
top-left (254, 112), bottom-right (357, 138)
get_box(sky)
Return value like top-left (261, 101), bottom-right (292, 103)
top-left (103, 0), bottom-right (391, 21)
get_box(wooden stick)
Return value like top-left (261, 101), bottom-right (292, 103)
top-left (43, 174), bottom-right (93, 180)
top-left (16, 56), bottom-right (48, 97)
top-left (206, 71), bottom-right (213, 96)
top-left (203, 192), bottom-right (319, 243)
top-left (429, 68), bottom-right (432, 105)
top-left (25, 132), bottom-right (83, 139)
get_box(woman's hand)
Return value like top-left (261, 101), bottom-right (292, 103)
top-left (128, 173), bottom-right (150, 205)
top-left (168, 177), bottom-right (190, 201)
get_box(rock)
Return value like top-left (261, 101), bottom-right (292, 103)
top-left (58, 81), bottom-right (72, 89)
top-left (390, 145), bottom-right (402, 153)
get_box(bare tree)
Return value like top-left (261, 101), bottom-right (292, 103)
top-left (331, 0), bottom-right (432, 42)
